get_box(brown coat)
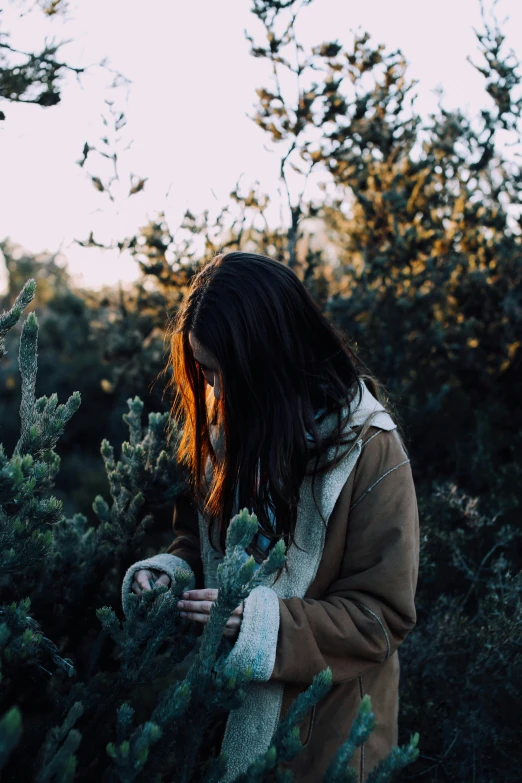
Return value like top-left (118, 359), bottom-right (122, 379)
top-left (166, 424), bottom-right (420, 782)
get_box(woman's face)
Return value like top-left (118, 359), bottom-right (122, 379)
top-left (188, 331), bottom-right (221, 401)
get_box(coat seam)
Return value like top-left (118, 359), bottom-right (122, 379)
top-left (360, 429), bottom-right (384, 451)
top-left (349, 459), bottom-right (410, 512)
top-left (352, 599), bottom-right (391, 661)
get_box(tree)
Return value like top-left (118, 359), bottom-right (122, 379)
top-left (0, 0), bottom-right (83, 119)
top-left (0, 0), bottom-right (127, 121)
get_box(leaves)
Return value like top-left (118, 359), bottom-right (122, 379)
top-left (0, 278), bottom-right (36, 360)
top-left (129, 177), bottom-right (148, 196)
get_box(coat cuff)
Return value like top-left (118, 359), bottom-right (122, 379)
top-left (222, 585), bottom-right (280, 682)
top-left (121, 553), bottom-right (195, 617)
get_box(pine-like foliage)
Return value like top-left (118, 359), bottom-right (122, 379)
top-left (0, 284), bottom-right (419, 781)
top-left (1, 0), bottom-right (519, 778)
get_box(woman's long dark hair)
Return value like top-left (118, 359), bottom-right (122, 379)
top-left (166, 251), bottom-right (395, 566)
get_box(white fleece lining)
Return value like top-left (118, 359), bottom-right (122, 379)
top-left (121, 553), bottom-right (195, 616)
top-left (221, 585), bottom-right (281, 682)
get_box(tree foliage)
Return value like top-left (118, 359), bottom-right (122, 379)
top-left (0, 0), bottom-right (521, 778)
top-left (0, 0), bottom-right (84, 119)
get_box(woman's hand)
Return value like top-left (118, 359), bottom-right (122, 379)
top-left (131, 568), bottom-right (171, 595)
top-left (177, 588), bottom-right (244, 640)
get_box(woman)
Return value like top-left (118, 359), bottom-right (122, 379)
top-left (121, 251), bottom-right (420, 782)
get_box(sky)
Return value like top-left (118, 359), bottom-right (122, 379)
top-left (1, 0), bottom-right (521, 291)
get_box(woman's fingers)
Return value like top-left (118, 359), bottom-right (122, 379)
top-left (182, 588), bottom-right (218, 602)
top-left (178, 594), bottom-right (243, 617)
top-left (153, 573), bottom-right (171, 588)
top-left (179, 599), bottom-right (214, 615)
top-left (135, 570), bottom-right (153, 592)
top-left (179, 610), bottom-right (241, 628)
top-left (177, 590), bottom-right (218, 617)
top-left (132, 569), bottom-right (171, 596)
top-left (131, 570), bottom-right (149, 594)
top-left (223, 615), bottom-right (241, 639)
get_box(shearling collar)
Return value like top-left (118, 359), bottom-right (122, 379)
top-left (315, 380), bottom-right (394, 435)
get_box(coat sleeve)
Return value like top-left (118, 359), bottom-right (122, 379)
top-left (121, 490), bottom-right (204, 616)
top-left (222, 427), bottom-right (419, 684)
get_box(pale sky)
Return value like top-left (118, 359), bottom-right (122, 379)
top-left (1, 0), bottom-right (521, 291)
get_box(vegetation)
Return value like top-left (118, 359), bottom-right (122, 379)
top-left (0, 0), bottom-right (520, 779)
